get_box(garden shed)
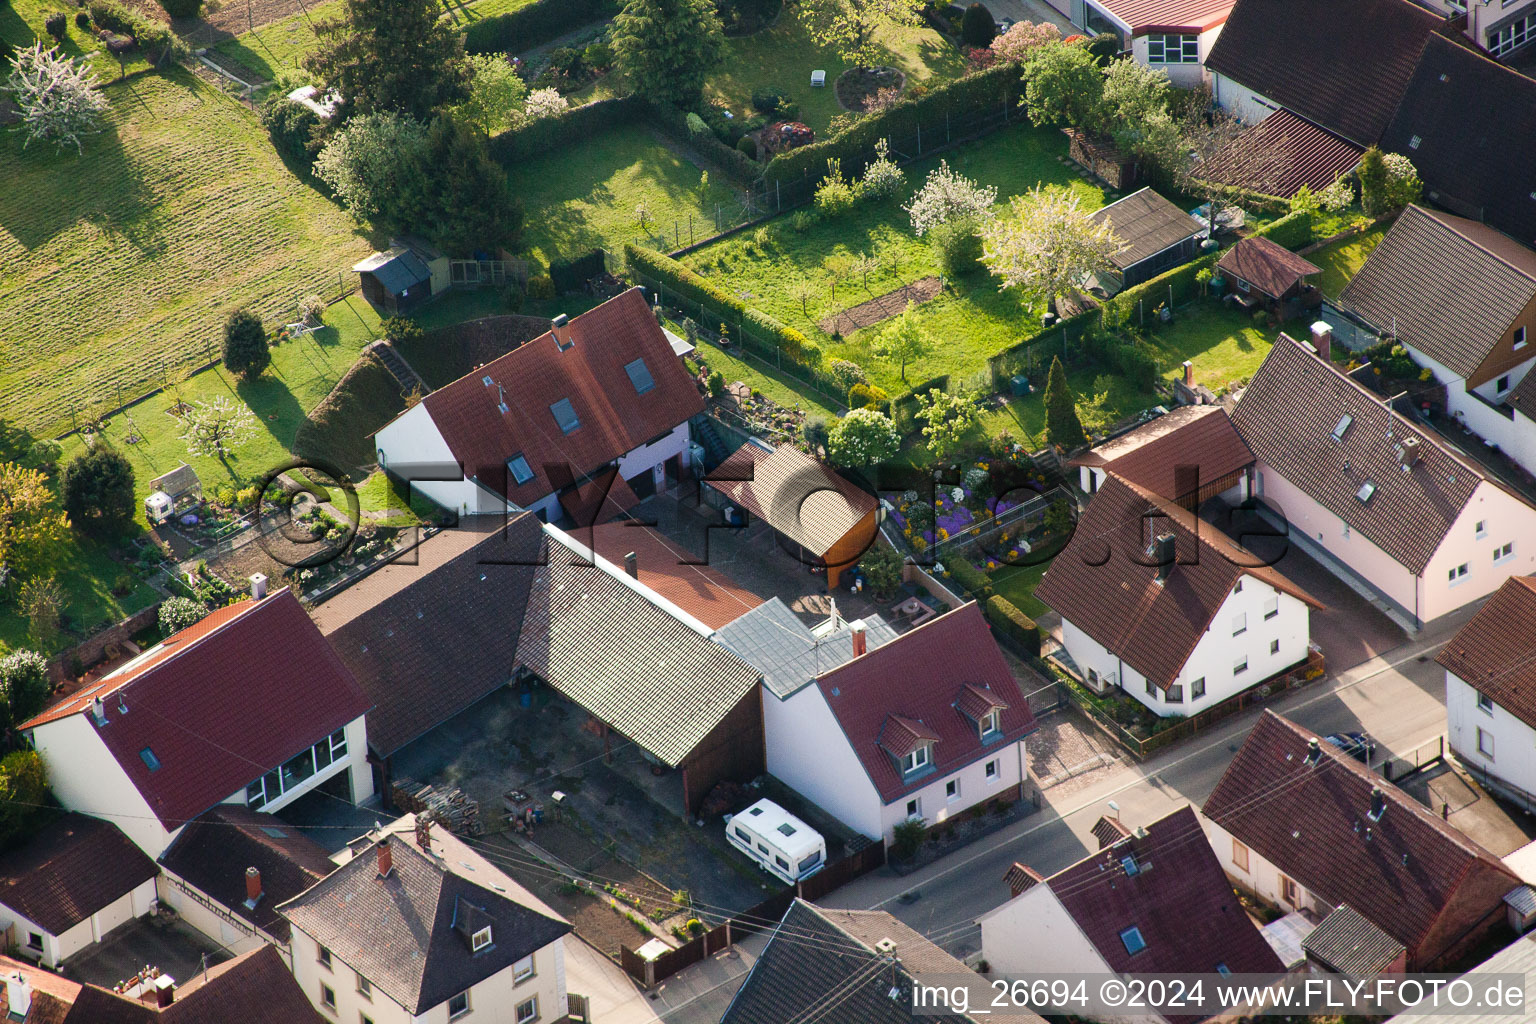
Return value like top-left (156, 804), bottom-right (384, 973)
top-left (352, 239), bottom-right (449, 314)
top-left (704, 441), bottom-right (879, 587)
top-left (1090, 187), bottom-right (1205, 292)
top-left (145, 462), bottom-right (202, 524)
top-left (1216, 236), bottom-right (1322, 312)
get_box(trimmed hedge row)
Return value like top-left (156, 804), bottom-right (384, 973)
top-left (945, 557), bottom-right (992, 600)
top-left (464, 0), bottom-right (619, 55)
top-left (762, 60), bottom-right (1028, 186)
top-left (89, 0), bottom-right (185, 60)
top-left (986, 595), bottom-right (1040, 657)
top-left (646, 99), bottom-right (761, 183)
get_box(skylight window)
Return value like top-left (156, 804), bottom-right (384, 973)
top-left (140, 748), bottom-right (161, 772)
top-left (1121, 855), bottom-right (1140, 876)
top-left (1357, 480), bottom-right (1377, 503)
top-left (507, 454), bottom-right (534, 486)
top-left (777, 823), bottom-right (797, 837)
top-left (624, 358), bottom-right (656, 395)
top-left (550, 398), bottom-right (580, 435)
top-left (1120, 926), bottom-right (1147, 955)
top-left (1331, 414), bottom-right (1353, 442)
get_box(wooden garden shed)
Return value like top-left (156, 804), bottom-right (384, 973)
top-left (1090, 187), bottom-right (1206, 292)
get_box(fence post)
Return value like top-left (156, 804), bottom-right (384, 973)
top-left (916, 123), bottom-right (921, 154)
top-left (946, 112), bottom-right (950, 143)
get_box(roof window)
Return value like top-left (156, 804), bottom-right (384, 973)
top-left (1356, 480), bottom-right (1376, 504)
top-left (550, 398), bottom-right (581, 435)
top-left (507, 454), bottom-right (534, 486)
top-left (624, 358), bottom-right (656, 395)
top-left (777, 823), bottom-right (797, 837)
top-left (140, 747), bottom-right (161, 772)
top-left (1120, 926), bottom-right (1147, 955)
top-left (1331, 414), bottom-right (1353, 442)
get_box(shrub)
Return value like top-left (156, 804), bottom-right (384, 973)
top-left (706, 370), bottom-right (726, 397)
top-left (89, 0), bottom-right (185, 60)
top-left (259, 92), bottom-right (323, 173)
top-left (158, 595), bottom-right (208, 636)
top-left (892, 817), bottom-right (927, 859)
top-left (860, 137), bottom-right (904, 199)
top-left (961, 3), bottom-right (996, 46)
top-left (814, 159), bottom-right (859, 217)
top-left (0, 750), bottom-right (49, 847)
top-left (43, 12), bottom-right (65, 37)
top-left (827, 408), bottom-right (900, 466)
top-left (156, 0), bottom-right (202, 17)
top-left (75, 9), bottom-right (91, 27)
top-left (858, 544), bottom-right (904, 596)
top-left (986, 595), bottom-right (1039, 656)
top-left (790, 209), bottom-right (818, 232)
top-left (828, 358), bottom-right (867, 392)
top-left (930, 219), bottom-right (984, 277)
top-left (1084, 32), bottom-right (1120, 64)
top-left (465, 0), bottom-right (620, 54)
top-left (584, 40), bottom-right (613, 69)
top-left (0, 651), bottom-right (50, 729)
top-left (751, 87), bottom-right (787, 112)
top-left (382, 316), bottom-right (423, 342)
top-left (945, 558), bottom-right (992, 600)
top-left (222, 309), bottom-right (270, 380)
top-left (848, 382), bottom-right (887, 409)
top-left (527, 274), bottom-right (555, 299)
top-left (735, 134), bottom-right (757, 159)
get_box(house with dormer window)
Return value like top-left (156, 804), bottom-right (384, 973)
top-left (752, 603), bottom-right (1037, 844)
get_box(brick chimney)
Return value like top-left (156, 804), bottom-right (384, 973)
top-left (416, 817), bottom-right (433, 853)
top-left (377, 837), bottom-right (393, 879)
top-left (154, 976), bottom-right (175, 1008)
top-left (1310, 320), bottom-right (1333, 362)
top-left (1182, 360), bottom-right (1194, 386)
top-left (624, 551), bottom-right (638, 578)
top-left (851, 622), bottom-right (867, 658)
top-left (244, 866), bottom-right (262, 906)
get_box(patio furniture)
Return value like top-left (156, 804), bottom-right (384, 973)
top-left (811, 69), bottom-right (826, 87)
top-left (893, 595), bottom-right (937, 627)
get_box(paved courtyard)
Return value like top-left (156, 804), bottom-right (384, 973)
top-left (63, 917), bottom-right (227, 992)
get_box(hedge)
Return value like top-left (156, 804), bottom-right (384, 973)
top-left (762, 59), bottom-right (1029, 186)
top-left (88, 0), bottom-right (185, 60)
top-left (464, 0), bottom-right (619, 55)
top-left (549, 250), bottom-right (607, 294)
top-left (985, 595), bottom-right (1040, 656)
top-left (646, 99), bottom-right (761, 183)
top-left (944, 557), bottom-right (993, 600)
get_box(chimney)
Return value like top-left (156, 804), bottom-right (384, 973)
top-left (244, 866), bottom-right (262, 906)
top-left (851, 622), bottom-right (867, 658)
top-left (624, 551), bottom-right (638, 578)
top-left (1306, 737), bottom-right (1322, 765)
top-left (551, 313), bottom-right (573, 351)
top-left (1182, 360), bottom-right (1194, 386)
top-left (154, 976), bottom-right (175, 1008)
top-left (1310, 321), bottom-right (1333, 362)
top-left (1370, 786), bottom-right (1386, 821)
top-left (377, 837), bottom-right (393, 879)
top-left (91, 696), bottom-right (106, 724)
top-left (1153, 534), bottom-right (1176, 583)
top-left (6, 972), bottom-right (32, 1018)
top-left (416, 817), bottom-right (433, 853)
top-left (1398, 435), bottom-right (1421, 470)
top-left (249, 573), bottom-right (268, 599)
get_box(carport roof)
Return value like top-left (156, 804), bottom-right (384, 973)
top-left (706, 442), bottom-right (878, 558)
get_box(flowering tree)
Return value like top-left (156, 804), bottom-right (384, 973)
top-left (914, 388), bottom-right (980, 460)
top-left (990, 20), bottom-right (1061, 63)
top-left (827, 408), bottom-right (900, 467)
top-left (797, 0), bottom-right (923, 66)
top-left (3, 43), bottom-right (109, 153)
top-left (180, 396), bottom-right (256, 460)
top-left (314, 111), bottom-right (428, 223)
top-left (521, 86), bottom-right (568, 122)
top-left (981, 186), bottom-right (1119, 310)
top-left (903, 160), bottom-right (997, 237)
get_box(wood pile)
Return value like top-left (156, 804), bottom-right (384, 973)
top-left (391, 777), bottom-right (483, 836)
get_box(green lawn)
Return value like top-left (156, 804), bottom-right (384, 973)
top-left (990, 559), bottom-right (1053, 621)
top-left (1144, 302), bottom-right (1273, 392)
top-left (0, 68), bottom-right (375, 439)
top-left (1311, 224), bottom-right (1388, 300)
top-left (0, 0), bottom-right (155, 80)
top-left (0, 531), bottom-right (161, 657)
top-left (211, 0), bottom-right (343, 84)
top-left (681, 332), bottom-right (842, 419)
top-left (682, 122), bottom-right (1106, 398)
top-left (704, 16), bottom-right (966, 136)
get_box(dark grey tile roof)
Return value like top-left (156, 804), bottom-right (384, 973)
top-left (0, 814), bottom-right (157, 936)
top-left (1340, 205), bottom-right (1536, 378)
top-left (722, 900), bottom-right (1031, 1024)
top-left (713, 597), bottom-right (898, 699)
top-left (1302, 904), bottom-right (1405, 975)
top-left (1091, 188), bottom-right (1204, 271)
top-left (278, 835), bottom-right (570, 1015)
top-left (366, 249), bottom-right (431, 296)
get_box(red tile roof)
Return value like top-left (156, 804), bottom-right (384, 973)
top-left (1091, 814), bottom-right (1132, 849)
top-left (23, 593), bottom-right (371, 829)
top-left (586, 521), bottom-right (763, 631)
top-left (558, 469), bottom-right (640, 526)
top-left (1215, 236), bottom-right (1321, 299)
top-left (1070, 405), bottom-right (1253, 501)
top-left (1203, 711), bottom-right (1521, 967)
top-left (1035, 474), bottom-right (1322, 689)
top-left (0, 957), bottom-right (82, 1023)
top-left (815, 603), bottom-right (1036, 803)
top-left (1098, 0), bottom-right (1231, 32)
top-left (1042, 806), bottom-right (1282, 1017)
top-left (0, 814), bottom-right (157, 935)
top-left (1437, 577), bottom-right (1536, 730)
top-left (410, 288), bottom-right (703, 505)
top-left (707, 443), bottom-right (878, 557)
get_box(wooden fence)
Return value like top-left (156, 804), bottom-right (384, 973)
top-left (619, 840), bottom-right (887, 987)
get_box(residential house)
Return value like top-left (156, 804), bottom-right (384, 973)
top-left (1380, 34), bottom-right (1536, 248)
top-left (0, 945), bottom-right (325, 1023)
top-left (20, 589), bottom-right (373, 860)
top-left (1230, 334), bottom-right (1536, 625)
top-left (1038, 0), bottom-right (1233, 87)
top-left (157, 805), bottom-right (336, 962)
top-left (981, 806), bottom-right (1283, 1024)
top-left (1038, 474), bottom-right (1321, 716)
top-left (279, 819), bottom-right (571, 1024)
top-left (1341, 205), bottom-right (1536, 476)
top-left (1411, 0), bottom-right (1536, 61)
top-left (372, 287), bottom-right (703, 519)
top-left (729, 602), bottom-right (1035, 844)
top-left (1070, 403), bottom-right (1254, 501)
top-left (704, 441), bottom-right (879, 587)
top-left (1436, 576), bottom-right (1536, 807)
top-left (0, 814), bottom-right (157, 968)
top-left (1090, 188), bottom-right (1207, 292)
top-left (722, 898), bottom-right (1039, 1024)
top-left (1203, 710), bottom-right (1523, 969)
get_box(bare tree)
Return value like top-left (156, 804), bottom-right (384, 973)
top-left (1176, 105), bottom-right (1290, 234)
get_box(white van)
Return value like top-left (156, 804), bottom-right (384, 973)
top-left (725, 799), bottom-right (827, 885)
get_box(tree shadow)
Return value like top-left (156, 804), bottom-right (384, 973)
top-left (236, 370), bottom-right (309, 451)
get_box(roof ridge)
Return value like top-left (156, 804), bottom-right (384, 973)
top-left (817, 602), bottom-right (978, 684)
top-left (1405, 205), bottom-right (1536, 284)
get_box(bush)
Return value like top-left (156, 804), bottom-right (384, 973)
top-left (549, 250), bottom-right (607, 294)
top-left (260, 93), bottom-right (323, 173)
top-left (0, 750), bottom-right (49, 848)
top-left (930, 219), bottom-right (984, 277)
top-left (706, 370), bottom-right (726, 396)
top-left (382, 316), bottom-right (423, 343)
top-left (88, 0), bottom-right (185, 60)
top-left (735, 134), bottom-right (757, 159)
top-left (814, 159), bottom-right (859, 217)
top-left (527, 274), bottom-right (555, 299)
top-left (0, 651), bottom-right (51, 729)
top-left (75, 10), bottom-right (91, 27)
top-left (986, 595), bottom-right (1040, 656)
top-left (61, 447), bottom-right (135, 533)
top-left (222, 309), bottom-right (270, 380)
top-left (945, 557), bottom-right (992, 599)
top-left (156, 0), bottom-right (202, 17)
top-left (584, 40), bottom-right (613, 69)
top-left (858, 544), bottom-right (904, 596)
top-left (158, 595), bottom-right (208, 636)
top-left (892, 817), bottom-right (927, 859)
top-left (961, 3), bottom-right (996, 47)
top-left (465, 0), bottom-right (620, 54)
top-left (828, 358), bottom-right (867, 392)
top-left (1084, 33), bottom-right (1120, 64)
top-left (43, 12), bottom-right (65, 37)
top-left (751, 87), bottom-right (787, 113)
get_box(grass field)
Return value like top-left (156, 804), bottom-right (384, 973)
top-left (0, 68), bottom-right (375, 438)
top-left (1311, 224), bottom-right (1388, 300)
top-left (0, 0), bottom-right (156, 79)
top-left (211, 0), bottom-right (343, 84)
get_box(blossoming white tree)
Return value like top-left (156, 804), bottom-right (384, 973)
top-left (981, 186), bottom-right (1120, 311)
top-left (521, 87), bottom-right (568, 122)
top-left (827, 408), bottom-right (900, 467)
top-left (4, 42), bottom-right (109, 153)
top-left (903, 160), bottom-right (997, 237)
top-left (989, 20), bottom-right (1061, 63)
top-left (180, 396), bottom-right (256, 460)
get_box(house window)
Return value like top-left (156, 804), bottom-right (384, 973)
top-left (26, 933), bottom-right (41, 951)
top-left (1120, 926), bottom-right (1147, 955)
top-left (139, 747), bottom-right (161, 772)
top-left (1232, 612), bottom-right (1247, 636)
top-left (1499, 375), bottom-right (1513, 394)
top-left (1232, 838), bottom-right (1250, 872)
top-left (1270, 639), bottom-right (1280, 655)
top-left (449, 992), bottom-right (471, 1020)
top-left (1146, 678), bottom-right (1156, 698)
top-left (1281, 875), bottom-right (1299, 906)
top-left (624, 358), bottom-right (656, 395)
top-left (775, 855), bottom-right (790, 870)
top-left (980, 709), bottom-right (1001, 738)
top-left (1479, 727), bottom-right (1496, 759)
top-left (1167, 684), bottom-right (1184, 704)
top-left (1217, 963), bottom-right (1231, 976)
top-left (320, 984), bottom-right (337, 1011)
top-left (1234, 656), bottom-right (1249, 675)
top-left (1145, 33), bottom-right (1198, 63)
top-left (516, 996), bottom-right (539, 1024)
top-left (1087, 667), bottom-right (1099, 685)
top-left (1233, 579), bottom-right (1243, 594)
top-left (513, 954), bottom-right (535, 983)
top-left (507, 454), bottom-right (535, 486)
top-left (472, 927), bottom-right (494, 953)
top-left (356, 975), bottom-right (371, 999)
top-left (1515, 326), bottom-right (1528, 351)
top-left (549, 398), bottom-right (581, 435)
top-left (946, 779), bottom-right (960, 802)
top-left (906, 798), bottom-right (921, 819)
top-left (1495, 542), bottom-right (1514, 563)
top-left (1491, 12), bottom-right (1536, 55)
top-left (1191, 678), bottom-right (1206, 700)
top-left (901, 745), bottom-right (930, 774)
top-left (318, 946), bottom-right (332, 970)
top-left (1479, 692), bottom-right (1495, 713)
top-left (985, 759), bottom-right (1000, 781)
top-left (1263, 596), bottom-right (1279, 620)
top-left (1476, 520), bottom-right (1488, 539)
top-left (1235, 277), bottom-right (1251, 293)
top-left (1449, 563), bottom-right (1469, 585)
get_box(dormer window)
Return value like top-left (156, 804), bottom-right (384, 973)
top-left (980, 709), bottom-right (1001, 738)
top-left (471, 926), bottom-right (493, 952)
top-left (902, 745), bottom-right (930, 774)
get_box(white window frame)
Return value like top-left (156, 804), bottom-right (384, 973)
top-left (1478, 691), bottom-right (1495, 714)
top-left (356, 974), bottom-right (371, 999)
top-left (513, 953), bottom-right (535, 983)
top-left (1263, 596), bottom-right (1279, 620)
top-left (1478, 726), bottom-right (1496, 759)
top-left (1270, 639), bottom-right (1280, 655)
top-left (1495, 541), bottom-right (1515, 564)
top-left (1515, 326), bottom-right (1528, 350)
top-left (945, 778), bottom-right (960, 802)
top-left (985, 758), bottom-right (1000, 782)
top-left (473, 927), bottom-right (494, 953)
top-left (1145, 33), bottom-right (1199, 64)
top-left (980, 708), bottom-right (1001, 737)
top-left (1232, 612), bottom-right (1247, 636)
top-left (901, 745), bottom-right (930, 774)
top-left (1476, 520), bottom-right (1488, 539)
top-left (516, 996), bottom-right (539, 1024)
top-left (449, 991), bottom-right (471, 1020)
top-left (906, 797), bottom-right (922, 819)
top-left (318, 946), bottom-right (333, 970)
top-left (1234, 656), bottom-right (1249, 676)
top-left (1449, 563), bottom-right (1470, 586)
top-left (1166, 684), bottom-right (1184, 704)
top-left (1491, 12), bottom-right (1535, 55)
top-left (1499, 375), bottom-right (1513, 394)
top-left (1191, 677), bottom-right (1206, 700)
top-left (320, 983), bottom-right (337, 1011)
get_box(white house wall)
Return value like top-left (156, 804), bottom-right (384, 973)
top-left (218, 715), bottom-right (374, 815)
top-left (615, 422), bottom-right (691, 490)
top-left (877, 739), bottom-right (1027, 842)
top-left (26, 715), bottom-right (177, 859)
top-left (1403, 346), bottom-right (1536, 476)
top-left (1212, 73), bottom-right (1281, 125)
top-left (1419, 482), bottom-right (1536, 622)
top-left (1129, 24), bottom-right (1224, 88)
top-left (763, 687), bottom-right (884, 841)
top-left (1204, 818), bottom-right (1326, 918)
top-left (374, 403), bottom-right (509, 517)
top-left (156, 872), bottom-right (273, 962)
top-left (1446, 672), bottom-right (1536, 799)
top-left (0, 879), bottom-right (156, 969)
